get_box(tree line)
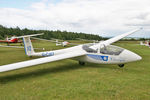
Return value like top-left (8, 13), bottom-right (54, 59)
top-left (0, 25), bottom-right (106, 40)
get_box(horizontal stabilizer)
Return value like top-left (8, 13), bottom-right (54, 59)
top-left (15, 33), bottom-right (44, 39)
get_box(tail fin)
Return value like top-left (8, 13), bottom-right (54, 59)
top-left (23, 37), bottom-right (35, 56)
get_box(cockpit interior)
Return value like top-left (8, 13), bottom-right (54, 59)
top-left (82, 43), bottom-right (124, 55)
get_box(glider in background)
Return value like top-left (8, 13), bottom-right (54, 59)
top-left (140, 41), bottom-right (150, 47)
top-left (0, 28), bottom-right (142, 72)
top-left (31, 37), bottom-right (76, 47)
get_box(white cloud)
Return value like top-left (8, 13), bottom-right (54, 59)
top-left (0, 0), bottom-right (150, 37)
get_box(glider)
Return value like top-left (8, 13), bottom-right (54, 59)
top-left (31, 37), bottom-right (76, 47)
top-left (0, 28), bottom-right (142, 72)
top-left (140, 41), bottom-right (150, 47)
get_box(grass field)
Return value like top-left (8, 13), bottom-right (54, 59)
top-left (0, 41), bottom-right (150, 100)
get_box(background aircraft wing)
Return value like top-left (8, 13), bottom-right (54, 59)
top-left (0, 51), bottom-right (86, 72)
top-left (0, 40), bottom-right (11, 43)
top-left (69, 43), bottom-right (78, 45)
top-left (90, 28), bottom-right (142, 50)
top-left (0, 45), bottom-right (24, 48)
top-left (0, 45), bottom-right (44, 50)
top-left (31, 37), bottom-right (56, 42)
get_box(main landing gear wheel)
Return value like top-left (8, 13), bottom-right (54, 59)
top-left (118, 64), bottom-right (124, 68)
top-left (79, 61), bottom-right (85, 66)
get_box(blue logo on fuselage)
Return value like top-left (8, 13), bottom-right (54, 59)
top-left (42, 52), bottom-right (54, 56)
top-left (87, 54), bottom-right (108, 61)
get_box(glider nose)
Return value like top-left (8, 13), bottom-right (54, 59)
top-left (130, 52), bottom-right (142, 61)
top-left (135, 53), bottom-right (142, 61)
top-left (122, 50), bottom-right (142, 62)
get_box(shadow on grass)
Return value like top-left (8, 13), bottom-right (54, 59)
top-left (0, 63), bottom-right (85, 84)
top-left (0, 63), bottom-right (117, 84)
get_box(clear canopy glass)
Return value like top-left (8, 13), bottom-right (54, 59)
top-left (82, 43), bottom-right (124, 55)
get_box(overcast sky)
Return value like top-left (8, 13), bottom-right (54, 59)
top-left (0, 0), bottom-right (150, 38)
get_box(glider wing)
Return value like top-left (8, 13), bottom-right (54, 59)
top-left (90, 28), bottom-right (142, 49)
top-left (0, 51), bottom-right (86, 72)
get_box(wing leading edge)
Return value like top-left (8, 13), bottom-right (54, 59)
top-left (0, 51), bottom-right (86, 72)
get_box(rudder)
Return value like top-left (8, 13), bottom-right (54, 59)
top-left (23, 37), bottom-right (35, 56)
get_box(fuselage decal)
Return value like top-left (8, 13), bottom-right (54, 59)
top-left (87, 54), bottom-right (108, 61)
top-left (42, 52), bottom-right (54, 56)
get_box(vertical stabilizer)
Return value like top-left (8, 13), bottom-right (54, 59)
top-left (23, 37), bottom-right (35, 56)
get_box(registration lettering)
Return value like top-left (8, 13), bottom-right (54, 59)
top-left (42, 52), bottom-right (54, 56)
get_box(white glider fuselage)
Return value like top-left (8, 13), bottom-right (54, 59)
top-left (28, 43), bottom-right (141, 64)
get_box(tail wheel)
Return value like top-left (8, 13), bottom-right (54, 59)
top-left (118, 64), bottom-right (124, 68)
top-left (79, 61), bottom-right (85, 66)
